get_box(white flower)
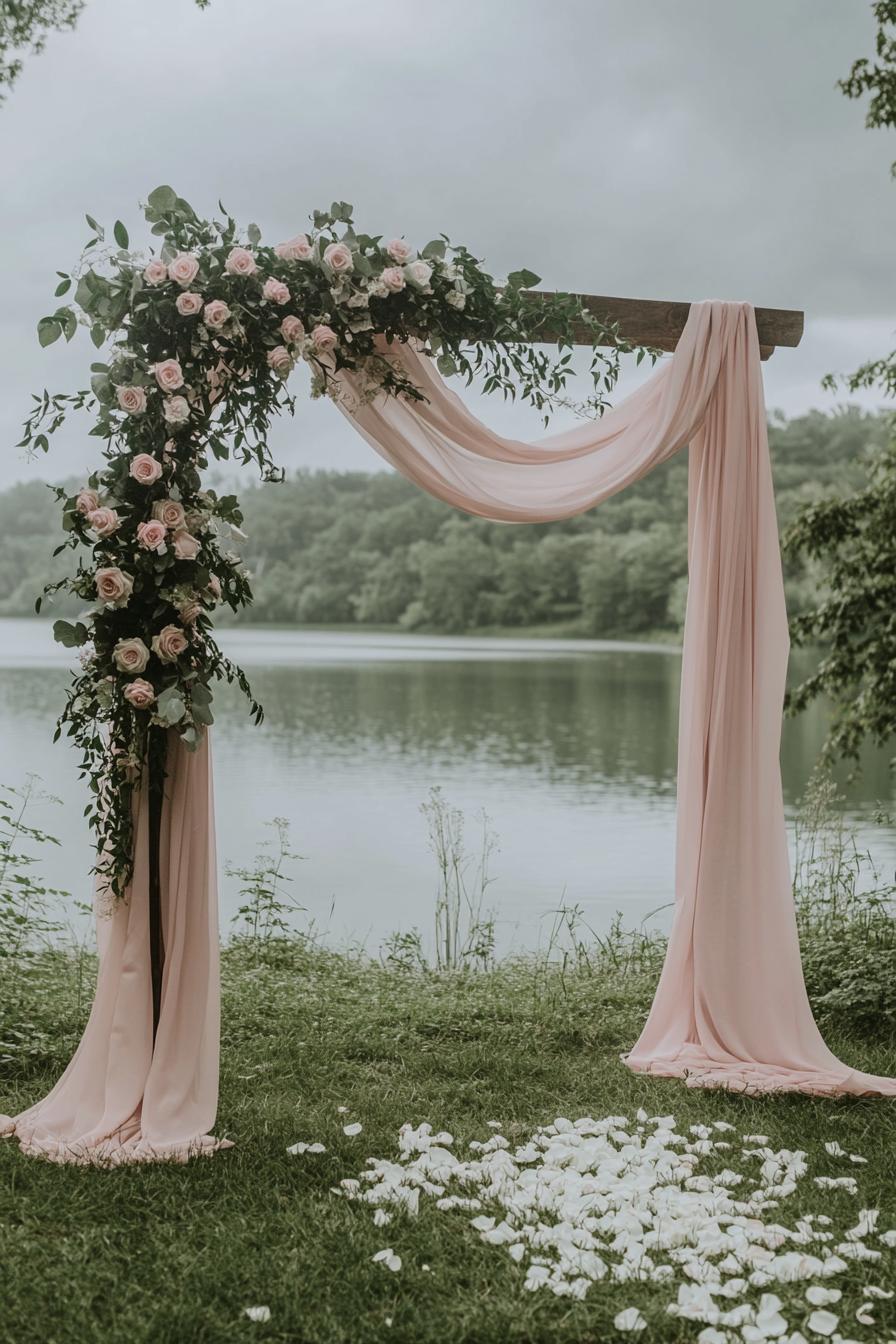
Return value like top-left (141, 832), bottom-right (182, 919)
top-left (614, 1307), bottom-right (647, 1333)
top-left (286, 1141), bottom-right (326, 1155)
top-left (372, 1249), bottom-right (402, 1272)
top-left (243, 1306), bottom-right (271, 1322)
top-left (806, 1310), bottom-right (838, 1337)
top-left (343, 1122), bottom-right (363, 1136)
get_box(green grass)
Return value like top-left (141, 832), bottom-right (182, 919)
top-left (2, 943), bottom-right (896, 1344)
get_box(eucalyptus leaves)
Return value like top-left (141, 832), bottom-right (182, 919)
top-left (21, 186), bottom-right (648, 897)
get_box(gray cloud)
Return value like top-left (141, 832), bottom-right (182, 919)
top-left (1, 0), bottom-right (892, 489)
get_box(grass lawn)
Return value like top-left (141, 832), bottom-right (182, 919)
top-left (2, 945), bottom-right (896, 1344)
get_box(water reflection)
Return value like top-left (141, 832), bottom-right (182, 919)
top-left (0, 621), bottom-right (893, 951)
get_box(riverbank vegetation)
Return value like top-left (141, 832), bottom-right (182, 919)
top-left (1, 407), bottom-right (888, 640)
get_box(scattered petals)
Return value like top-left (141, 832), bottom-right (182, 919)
top-left (286, 1141), bottom-right (326, 1155)
top-left (343, 1122), bottom-right (363, 1137)
top-left (805, 1287), bottom-right (841, 1306)
top-left (806, 1309), bottom-right (839, 1336)
top-left (372, 1248), bottom-right (402, 1273)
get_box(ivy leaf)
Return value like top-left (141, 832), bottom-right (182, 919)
top-left (53, 620), bottom-right (88, 648)
top-left (156, 686), bottom-right (186, 726)
top-left (37, 319), bottom-right (62, 347)
top-left (113, 220), bottom-right (129, 249)
top-left (506, 269), bottom-right (541, 291)
top-left (147, 185), bottom-right (178, 213)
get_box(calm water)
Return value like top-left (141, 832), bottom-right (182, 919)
top-left (0, 618), bottom-right (893, 954)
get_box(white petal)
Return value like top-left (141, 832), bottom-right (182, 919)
top-left (343, 1122), bottom-right (363, 1136)
top-left (243, 1306), bottom-right (271, 1323)
top-left (806, 1309), bottom-right (839, 1336)
top-left (805, 1287), bottom-right (841, 1306)
top-left (613, 1307), bottom-right (647, 1332)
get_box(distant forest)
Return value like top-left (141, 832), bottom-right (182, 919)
top-left (0, 408), bottom-right (888, 639)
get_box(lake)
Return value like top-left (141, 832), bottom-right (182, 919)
top-left (0, 618), bottom-right (893, 955)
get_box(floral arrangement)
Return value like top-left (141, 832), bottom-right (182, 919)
top-left (20, 186), bottom-right (652, 897)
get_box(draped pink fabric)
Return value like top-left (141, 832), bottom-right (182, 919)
top-left (1, 732), bottom-right (231, 1163)
top-left (336, 300), bottom-right (896, 1097)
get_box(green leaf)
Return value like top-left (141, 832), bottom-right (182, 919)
top-left (52, 620), bottom-right (88, 648)
top-left (90, 324), bottom-right (106, 349)
top-left (247, 222), bottom-right (261, 246)
top-left (54, 277), bottom-right (71, 297)
top-left (85, 214), bottom-right (105, 240)
top-left (507, 269), bottom-right (541, 291)
top-left (147, 185), bottom-right (178, 213)
top-left (422, 239), bottom-right (447, 261)
top-left (437, 354), bottom-right (458, 378)
top-left (38, 319), bottom-right (62, 347)
top-left (113, 219), bottom-right (129, 248)
top-left (156, 686), bottom-right (187, 726)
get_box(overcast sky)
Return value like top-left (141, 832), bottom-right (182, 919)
top-left (1, 0), bottom-right (893, 491)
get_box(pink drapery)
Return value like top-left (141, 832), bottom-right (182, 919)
top-left (336, 300), bottom-right (895, 1096)
top-left (1, 733), bottom-right (230, 1163)
top-left (3, 302), bottom-right (893, 1170)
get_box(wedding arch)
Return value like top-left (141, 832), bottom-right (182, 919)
top-left (3, 188), bottom-right (894, 1165)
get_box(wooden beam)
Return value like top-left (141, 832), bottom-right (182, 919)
top-left (519, 292), bottom-right (804, 361)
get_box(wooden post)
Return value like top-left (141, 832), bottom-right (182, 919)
top-left (147, 728), bottom-right (166, 1042)
top-left (516, 292), bottom-right (804, 361)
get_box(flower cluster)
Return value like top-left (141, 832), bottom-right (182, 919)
top-left (23, 187), bottom-right (651, 895)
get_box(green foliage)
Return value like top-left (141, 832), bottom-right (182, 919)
top-left (226, 816), bottom-right (306, 960)
top-left (420, 788), bottom-right (497, 971)
top-left (784, 7), bottom-right (896, 766)
top-left (793, 769), bottom-right (896, 1029)
top-left (0, 1), bottom-right (84, 103)
top-left (840, 0), bottom-right (896, 174)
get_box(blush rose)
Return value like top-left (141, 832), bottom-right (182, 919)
top-left (123, 678), bottom-right (155, 710)
top-left (163, 395), bottom-right (190, 425)
top-left (136, 519), bottom-right (168, 553)
top-left (76, 488), bottom-right (100, 515)
top-left (274, 234), bottom-right (313, 261)
top-left (153, 359), bottom-right (185, 392)
top-left (381, 267), bottom-right (406, 294)
top-left (86, 506), bottom-right (121, 538)
top-left (323, 241), bottom-right (353, 274)
top-left (143, 260), bottom-right (168, 286)
top-left (113, 637), bottom-right (150, 674)
top-left (175, 291), bottom-right (203, 317)
top-left (129, 453), bottom-right (163, 485)
top-left (386, 238), bottom-right (415, 264)
top-left (117, 386), bottom-right (147, 416)
top-left (172, 530), bottom-right (201, 561)
top-left (280, 315), bottom-right (305, 344)
top-left (151, 624), bottom-right (189, 664)
top-left (225, 247), bottom-right (257, 277)
top-left (262, 278), bottom-right (290, 305)
top-left (310, 324), bottom-right (338, 352)
top-left (267, 346), bottom-right (293, 377)
top-left (151, 499), bottom-right (186, 530)
top-left (95, 566), bottom-right (133, 608)
top-left (203, 299), bottom-right (231, 329)
top-left (168, 253), bottom-right (200, 286)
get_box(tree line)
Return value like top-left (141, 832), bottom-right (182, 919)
top-left (0, 407), bottom-right (887, 639)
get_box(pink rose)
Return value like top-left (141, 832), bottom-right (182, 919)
top-left (203, 299), bottom-right (231, 329)
top-left (274, 234), bottom-right (313, 261)
top-left (123, 678), bottom-right (155, 710)
top-left (386, 238), bottom-right (415, 264)
top-left (151, 499), bottom-right (186, 530)
top-left (381, 267), bottom-right (406, 294)
top-left (137, 519), bottom-right (168, 553)
top-left (129, 453), bottom-right (163, 485)
top-left (117, 386), bottom-right (147, 416)
top-left (404, 259), bottom-right (433, 289)
top-left (225, 247), bottom-right (257, 277)
top-left (143, 259), bottom-right (168, 286)
top-left (86, 506), bottom-right (120, 538)
top-left (280, 315), bottom-right (305, 344)
top-left (267, 345), bottom-right (293, 377)
top-left (95, 566), bottom-right (133, 608)
top-left (207, 575), bottom-right (222, 600)
top-left (162, 395), bottom-right (190, 425)
top-left (175, 291), bottom-right (203, 317)
top-left (151, 624), bottom-right (189, 664)
top-left (113, 637), bottom-right (150, 674)
top-left (172, 530), bottom-right (201, 561)
top-left (153, 358), bottom-right (185, 392)
top-left (323, 241), bottom-right (354, 274)
top-left (262, 277), bottom-right (290, 305)
top-left (168, 253), bottom-right (200, 287)
top-left (76, 488), bottom-right (100, 515)
top-left (310, 324), bottom-right (338, 352)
